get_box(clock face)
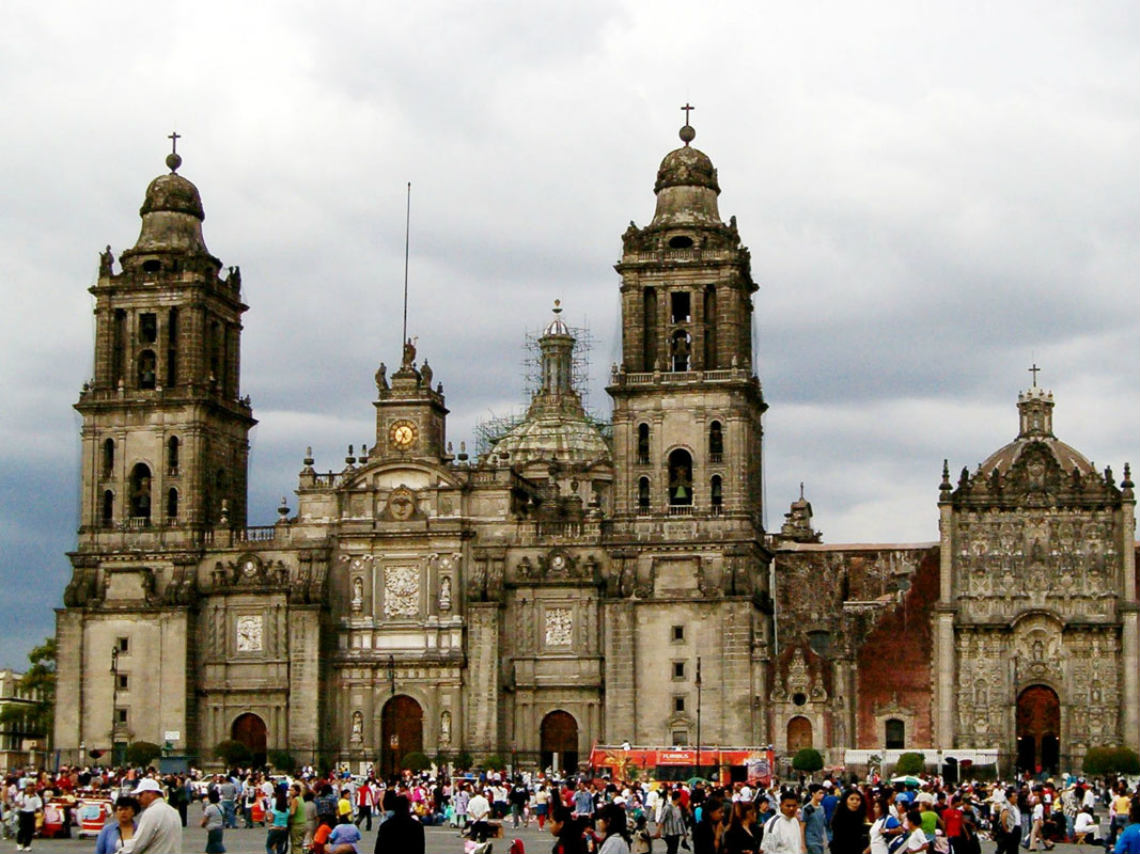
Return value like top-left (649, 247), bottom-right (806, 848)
top-left (389, 420), bottom-right (417, 449)
top-left (235, 615), bottom-right (263, 652)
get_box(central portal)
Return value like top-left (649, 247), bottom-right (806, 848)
top-left (380, 695), bottom-right (423, 778)
top-left (1016, 684), bottom-right (1060, 774)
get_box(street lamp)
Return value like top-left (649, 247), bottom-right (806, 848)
top-left (695, 656), bottom-right (702, 778)
top-left (110, 646), bottom-right (119, 764)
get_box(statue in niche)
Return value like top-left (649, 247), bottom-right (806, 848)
top-left (351, 710), bottom-right (363, 743)
top-left (1031, 638), bottom-right (1044, 662)
top-left (351, 576), bottom-right (363, 612)
top-left (438, 575), bottom-right (452, 611)
top-left (440, 711), bottom-right (452, 746)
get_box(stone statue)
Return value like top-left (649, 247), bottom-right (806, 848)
top-left (351, 576), bottom-right (363, 612)
top-left (99, 245), bottom-right (114, 277)
top-left (440, 710), bottom-right (452, 746)
top-left (402, 338), bottom-right (416, 367)
top-left (420, 360), bottom-right (433, 389)
top-left (438, 575), bottom-right (452, 610)
top-left (351, 710), bottom-right (363, 743)
top-left (374, 362), bottom-right (388, 391)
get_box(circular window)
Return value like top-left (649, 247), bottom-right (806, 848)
top-left (668, 235), bottom-right (693, 249)
top-left (792, 692), bottom-right (807, 707)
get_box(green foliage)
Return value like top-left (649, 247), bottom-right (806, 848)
top-left (213, 739), bottom-right (252, 767)
top-left (455, 750), bottom-right (474, 771)
top-left (792, 748), bottom-right (823, 772)
top-left (268, 750), bottom-right (297, 774)
top-left (402, 751), bottom-right (431, 772)
top-left (1083, 746), bottom-right (1140, 776)
top-left (126, 741), bottom-right (162, 768)
top-left (482, 753), bottom-right (507, 771)
top-left (895, 752), bottom-right (926, 775)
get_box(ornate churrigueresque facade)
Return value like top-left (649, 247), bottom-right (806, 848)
top-left (54, 126), bottom-right (1138, 776)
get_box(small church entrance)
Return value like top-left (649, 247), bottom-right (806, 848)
top-left (380, 695), bottom-right (423, 778)
top-left (787, 716), bottom-right (813, 752)
top-left (231, 713), bottom-right (267, 767)
top-left (1016, 685), bottom-right (1060, 774)
top-left (540, 710), bottom-right (578, 775)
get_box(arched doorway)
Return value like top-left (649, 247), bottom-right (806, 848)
top-left (231, 713), bottom-right (267, 767)
top-left (540, 710), bottom-right (578, 776)
top-left (1017, 685), bottom-right (1060, 773)
top-left (787, 716), bottom-right (813, 751)
top-left (380, 695), bottom-right (423, 778)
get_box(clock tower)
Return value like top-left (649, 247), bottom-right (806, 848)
top-left (373, 338), bottom-right (448, 461)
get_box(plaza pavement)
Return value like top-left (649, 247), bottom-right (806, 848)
top-left (10, 820), bottom-right (1109, 854)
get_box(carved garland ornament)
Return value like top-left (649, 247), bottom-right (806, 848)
top-left (384, 566), bottom-right (420, 618)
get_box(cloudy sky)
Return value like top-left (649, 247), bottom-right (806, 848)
top-left (0, 1), bottom-right (1136, 669)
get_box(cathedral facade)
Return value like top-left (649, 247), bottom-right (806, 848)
top-left (53, 128), bottom-right (1138, 777)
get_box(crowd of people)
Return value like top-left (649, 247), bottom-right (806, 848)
top-left (1, 763), bottom-right (1138, 854)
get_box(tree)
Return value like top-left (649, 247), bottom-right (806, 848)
top-left (1084, 746), bottom-right (1140, 776)
top-left (213, 739), bottom-right (251, 767)
top-left (455, 750), bottom-right (474, 771)
top-left (894, 752), bottom-right (926, 775)
top-left (482, 753), bottom-right (507, 771)
top-left (402, 751), bottom-right (431, 772)
top-left (268, 750), bottom-right (297, 774)
top-left (0, 637), bottom-right (56, 752)
top-left (792, 748), bottom-right (823, 773)
top-left (126, 741), bottom-right (162, 768)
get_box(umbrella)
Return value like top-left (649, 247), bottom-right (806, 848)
top-left (891, 775), bottom-right (921, 786)
top-left (686, 776), bottom-right (714, 786)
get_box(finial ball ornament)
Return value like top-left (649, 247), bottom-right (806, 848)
top-left (166, 152), bottom-right (183, 173)
top-left (679, 124), bottom-right (696, 145)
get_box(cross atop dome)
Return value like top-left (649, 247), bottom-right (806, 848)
top-left (679, 102), bottom-right (696, 146)
top-left (166, 130), bottom-right (183, 173)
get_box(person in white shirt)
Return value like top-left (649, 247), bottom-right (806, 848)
top-left (14, 784), bottom-right (42, 851)
top-left (121, 778), bottom-right (182, 854)
top-left (467, 789), bottom-right (492, 843)
top-left (1073, 808), bottom-right (1098, 844)
top-left (761, 792), bottom-right (805, 854)
top-left (904, 810), bottom-right (929, 854)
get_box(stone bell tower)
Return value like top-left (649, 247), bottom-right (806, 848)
top-left (608, 117), bottom-right (766, 523)
top-left (603, 115), bottom-right (772, 749)
top-left (74, 140), bottom-right (256, 540)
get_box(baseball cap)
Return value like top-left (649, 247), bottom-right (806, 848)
top-left (132, 778), bottom-right (163, 795)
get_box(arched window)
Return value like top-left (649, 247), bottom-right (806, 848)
top-left (671, 330), bottom-right (691, 372)
top-left (643, 288), bottom-right (658, 371)
top-left (167, 436), bottom-right (180, 475)
top-left (166, 488), bottom-right (178, 521)
top-left (128, 463), bottom-right (151, 524)
top-left (101, 490), bottom-right (114, 527)
top-left (166, 307), bottom-right (179, 386)
top-left (137, 350), bottom-right (157, 389)
top-left (885, 718), bottom-right (905, 749)
top-left (710, 475), bottom-right (723, 512)
top-left (102, 438), bottom-right (115, 478)
top-left (637, 423), bottom-right (651, 465)
top-left (703, 285), bottom-right (717, 368)
top-left (638, 477), bottom-right (651, 512)
top-left (708, 421), bottom-right (723, 461)
top-left (668, 449), bottom-right (693, 506)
